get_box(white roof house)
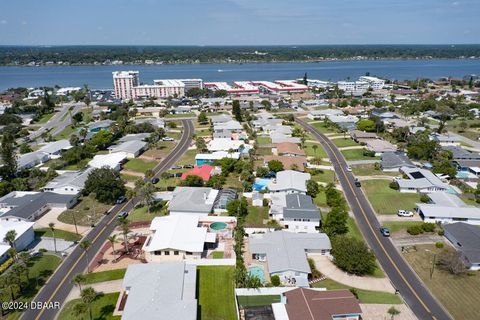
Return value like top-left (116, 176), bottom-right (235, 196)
top-left (0, 219), bottom-right (35, 259)
top-left (108, 140), bottom-right (147, 158)
top-left (88, 152), bottom-right (127, 171)
top-left (307, 109), bottom-right (344, 120)
top-left (207, 138), bottom-right (249, 152)
top-left (417, 192), bottom-right (480, 225)
top-left (17, 152), bottom-right (49, 170)
top-left (143, 215), bottom-right (216, 261)
top-left (209, 114), bottom-right (233, 125)
top-left (213, 120), bottom-right (243, 132)
top-left (195, 151), bottom-right (240, 165)
top-left (396, 166), bottom-right (449, 193)
top-left (37, 140), bottom-right (72, 156)
top-left (168, 187), bottom-right (219, 216)
top-left (429, 133), bottom-right (461, 146)
top-left (42, 168), bottom-right (93, 195)
top-left (268, 170), bottom-right (311, 194)
top-left (120, 262), bottom-right (197, 320)
top-left (270, 132), bottom-right (301, 144)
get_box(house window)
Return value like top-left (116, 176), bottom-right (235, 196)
top-left (164, 251), bottom-right (170, 255)
top-left (154, 251), bottom-right (161, 256)
top-left (174, 251), bottom-right (179, 255)
top-left (186, 252), bottom-right (192, 255)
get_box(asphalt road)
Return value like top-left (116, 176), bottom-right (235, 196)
top-left (296, 117), bottom-right (452, 320)
top-left (27, 103), bottom-right (82, 141)
top-left (21, 119), bottom-right (193, 320)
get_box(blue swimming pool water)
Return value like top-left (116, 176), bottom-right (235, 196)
top-left (253, 178), bottom-right (270, 191)
top-left (456, 171), bottom-right (469, 179)
top-left (248, 266), bottom-right (265, 283)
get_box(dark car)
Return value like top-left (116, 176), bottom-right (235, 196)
top-left (151, 177), bottom-right (160, 184)
top-left (354, 178), bottom-right (361, 187)
top-left (117, 211), bottom-right (129, 219)
top-left (175, 172), bottom-right (183, 178)
top-left (380, 227), bottom-right (390, 237)
top-left (115, 196), bottom-right (126, 204)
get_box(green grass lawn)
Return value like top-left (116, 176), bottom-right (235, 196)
top-left (155, 177), bottom-right (180, 190)
top-left (120, 174), bottom-right (141, 182)
top-left (313, 191), bottom-right (328, 207)
top-left (346, 217), bottom-right (363, 241)
top-left (256, 147), bottom-right (272, 156)
top-left (212, 251), bottom-right (224, 259)
top-left (332, 138), bottom-right (359, 148)
top-left (196, 128), bottom-right (212, 137)
top-left (58, 292), bottom-right (120, 320)
top-left (165, 113), bottom-right (195, 118)
top-left (58, 197), bottom-right (113, 227)
top-left (383, 221), bottom-right (423, 233)
top-left (245, 205), bottom-right (269, 227)
top-left (2, 254), bottom-right (62, 320)
top-left (175, 149), bottom-right (197, 166)
top-left (257, 136), bottom-right (272, 145)
top-left (123, 158), bottom-right (158, 173)
top-left (237, 295), bottom-right (282, 308)
top-left (224, 173), bottom-right (244, 190)
top-left (403, 244), bottom-right (480, 320)
top-left (84, 269), bottom-right (126, 284)
top-left (34, 228), bottom-right (82, 241)
top-left (63, 158), bottom-right (92, 170)
top-left (312, 278), bottom-right (402, 304)
top-left (128, 203), bottom-right (167, 222)
top-left (197, 266), bottom-right (236, 320)
top-left (362, 180), bottom-right (420, 215)
top-left (304, 142), bottom-right (328, 158)
top-left (341, 149), bottom-right (380, 161)
top-left (311, 122), bottom-right (336, 134)
top-left (311, 170), bottom-right (335, 184)
top-left (352, 164), bottom-right (400, 176)
top-left (35, 112), bottom-right (55, 124)
top-left (54, 126), bottom-right (77, 140)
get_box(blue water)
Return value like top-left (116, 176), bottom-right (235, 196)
top-left (456, 171), bottom-right (469, 179)
top-left (248, 266), bottom-right (265, 283)
top-left (253, 178), bottom-right (270, 191)
top-left (1, 59), bottom-right (480, 90)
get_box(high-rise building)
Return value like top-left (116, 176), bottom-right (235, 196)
top-left (112, 71), bottom-right (139, 100)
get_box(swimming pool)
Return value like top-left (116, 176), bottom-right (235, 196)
top-left (456, 171), bottom-right (469, 179)
top-left (248, 265), bottom-right (265, 283)
top-left (253, 178), bottom-right (270, 191)
top-left (210, 222), bottom-right (228, 232)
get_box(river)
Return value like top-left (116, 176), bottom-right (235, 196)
top-left (0, 59), bottom-right (479, 90)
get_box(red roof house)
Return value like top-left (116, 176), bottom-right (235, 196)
top-left (180, 164), bottom-right (216, 182)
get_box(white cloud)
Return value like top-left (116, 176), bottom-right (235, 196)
top-left (0, 20), bottom-right (7, 25)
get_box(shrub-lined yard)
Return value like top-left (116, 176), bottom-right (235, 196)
top-left (362, 180), bottom-right (420, 215)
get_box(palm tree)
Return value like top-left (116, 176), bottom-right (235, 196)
top-left (81, 287), bottom-right (97, 320)
top-left (126, 189), bottom-right (136, 207)
top-left (117, 218), bottom-right (131, 254)
top-left (80, 240), bottom-right (91, 273)
top-left (71, 273), bottom-right (87, 292)
top-left (72, 302), bottom-right (87, 319)
top-left (387, 306), bottom-right (400, 320)
top-left (79, 128), bottom-right (87, 141)
top-left (312, 144), bottom-right (318, 155)
top-left (107, 235), bottom-right (118, 262)
top-left (18, 252), bottom-right (30, 267)
top-left (49, 222), bottom-right (57, 253)
top-left (11, 264), bottom-right (27, 292)
top-left (5, 273), bottom-right (19, 300)
top-left (138, 182), bottom-right (156, 214)
top-left (4, 229), bottom-right (17, 252)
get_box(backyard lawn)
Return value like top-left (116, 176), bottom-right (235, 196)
top-left (362, 180), bottom-right (420, 215)
top-left (332, 138), bottom-right (359, 148)
top-left (123, 158), bottom-right (158, 173)
top-left (58, 197), bottom-right (113, 226)
top-left (237, 295), bottom-right (281, 308)
top-left (256, 147), bottom-right (272, 156)
top-left (58, 292), bottom-right (120, 320)
top-left (257, 136), bottom-right (272, 145)
top-left (84, 269), bottom-right (127, 284)
top-left (341, 149), bottom-right (380, 161)
top-left (403, 244), bottom-right (480, 320)
top-left (196, 128), bottom-right (212, 137)
top-left (127, 203), bottom-right (167, 222)
top-left (143, 141), bottom-right (176, 159)
top-left (383, 221), bottom-right (423, 233)
top-left (311, 170), bottom-right (335, 184)
top-left (197, 266), bottom-right (236, 320)
top-left (312, 278), bottom-right (402, 304)
top-left (313, 191), bottom-right (328, 208)
top-left (304, 141), bottom-right (328, 158)
top-left (352, 164), bottom-right (400, 177)
top-left (34, 228), bottom-right (82, 241)
top-left (155, 177), bottom-right (180, 190)
top-left (245, 205), bottom-right (269, 227)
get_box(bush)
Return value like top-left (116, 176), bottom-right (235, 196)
top-left (308, 258), bottom-right (322, 279)
top-left (389, 181), bottom-right (399, 190)
top-left (437, 229), bottom-right (445, 236)
top-left (421, 223), bottom-right (436, 233)
top-left (435, 242), bottom-right (444, 248)
top-left (420, 195), bottom-right (430, 203)
top-left (349, 288), bottom-right (359, 299)
top-left (39, 248), bottom-right (48, 252)
top-left (407, 225), bottom-right (423, 235)
top-left (270, 275), bottom-right (280, 287)
top-left (331, 236), bottom-right (376, 276)
top-left (0, 258), bottom-right (14, 274)
top-left (363, 149), bottom-right (376, 157)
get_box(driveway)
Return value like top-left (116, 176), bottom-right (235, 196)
top-left (377, 215), bottom-right (422, 223)
top-left (308, 255), bottom-right (395, 293)
top-left (29, 237), bottom-right (76, 254)
top-left (391, 233), bottom-right (444, 247)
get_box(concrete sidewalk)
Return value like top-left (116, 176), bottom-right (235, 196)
top-left (309, 255), bottom-right (395, 293)
top-left (65, 279), bottom-right (123, 302)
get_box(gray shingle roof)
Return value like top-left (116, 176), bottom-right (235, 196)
top-left (0, 192), bottom-right (77, 219)
top-left (444, 223), bottom-right (480, 264)
top-left (283, 194), bottom-right (320, 220)
top-left (443, 146), bottom-right (480, 160)
top-left (381, 152), bottom-right (415, 170)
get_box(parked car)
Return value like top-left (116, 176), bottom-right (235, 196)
top-left (162, 137), bottom-right (174, 141)
top-left (115, 196), bottom-right (126, 204)
top-left (117, 211), bottom-right (129, 219)
top-left (398, 210), bottom-right (414, 217)
top-left (354, 178), bottom-right (361, 187)
top-left (151, 177), bottom-right (159, 184)
top-left (380, 227), bottom-right (390, 237)
top-left (183, 164), bottom-right (194, 169)
top-left (174, 172), bottom-right (183, 178)
top-left (171, 165), bottom-right (183, 170)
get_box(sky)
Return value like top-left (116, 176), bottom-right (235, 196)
top-left (0, 0), bottom-right (479, 45)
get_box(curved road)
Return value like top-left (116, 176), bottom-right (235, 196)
top-left (21, 119), bottom-right (194, 320)
top-left (296, 117), bottom-right (452, 320)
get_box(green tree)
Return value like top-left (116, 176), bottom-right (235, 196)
top-left (4, 230), bottom-right (17, 252)
top-left (387, 306), bottom-right (401, 320)
top-left (232, 100), bottom-right (242, 122)
top-left (181, 175), bottom-right (204, 187)
top-left (0, 133), bottom-right (17, 179)
top-left (137, 182), bottom-right (156, 213)
top-left (256, 166), bottom-right (269, 177)
top-left (83, 168), bottom-right (126, 204)
top-left (72, 302), bottom-right (87, 319)
top-left (270, 275), bottom-right (281, 286)
top-left (331, 236), bottom-right (376, 275)
top-left (197, 112), bottom-right (208, 124)
top-left (306, 179), bottom-right (320, 198)
top-left (89, 130), bottom-right (113, 149)
top-left (356, 119), bottom-right (376, 132)
top-left (71, 273), bottom-right (87, 292)
top-left (323, 207), bottom-right (348, 237)
top-left (49, 222), bottom-right (57, 253)
top-left (195, 137), bottom-right (208, 152)
top-left (81, 287), bottom-right (98, 320)
top-left (107, 235), bottom-right (118, 262)
top-left (226, 197), bottom-right (248, 218)
top-left (19, 144), bottom-right (32, 154)
top-left (267, 160), bottom-right (284, 173)
top-left (117, 217), bottom-right (131, 254)
top-left (80, 240), bottom-right (91, 273)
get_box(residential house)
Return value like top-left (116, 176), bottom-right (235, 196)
top-left (350, 130), bottom-right (378, 142)
top-left (195, 151), bottom-right (240, 166)
top-left (0, 191), bottom-right (77, 221)
top-left (0, 219), bottom-right (35, 262)
top-left (118, 262), bottom-right (197, 320)
top-left (37, 140), bottom-right (72, 157)
top-left (42, 168), bottom-right (93, 195)
top-left (250, 231), bottom-right (331, 287)
top-left (270, 193), bottom-right (320, 233)
top-left (444, 223), bottom-right (480, 270)
top-left (209, 114), bottom-right (233, 126)
top-left (270, 132), bottom-right (301, 144)
top-left (88, 119), bottom-right (113, 132)
top-left (327, 115), bottom-right (359, 130)
top-left (274, 142), bottom-right (305, 157)
top-left (143, 215), bottom-right (217, 262)
top-left (429, 133), bottom-right (461, 146)
top-left (17, 152), bottom-right (49, 170)
top-left (307, 109), bottom-right (344, 120)
top-left (88, 152), bottom-right (128, 170)
top-left (207, 138), bottom-right (250, 152)
top-left (416, 192), bottom-right (480, 225)
top-left (168, 187), bottom-right (219, 216)
top-left (272, 288), bottom-right (362, 320)
top-left (381, 152), bottom-right (416, 172)
top-left (119, 133), bottom-right (151, 142)
top-left (180, 164), bottom-right (220, 182)
top-left (396, 166), bottom-right (448, 193)
top-left (364, 139), bottom-right (397, 156)
top-left (213, 120), bottom-right (244, 139)
top-left (268, 170), bottom-right (311, 194)
top-left (133, 117), bottom-right (165, 128)
top-left (108, 140), bottom-right (147, 158)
